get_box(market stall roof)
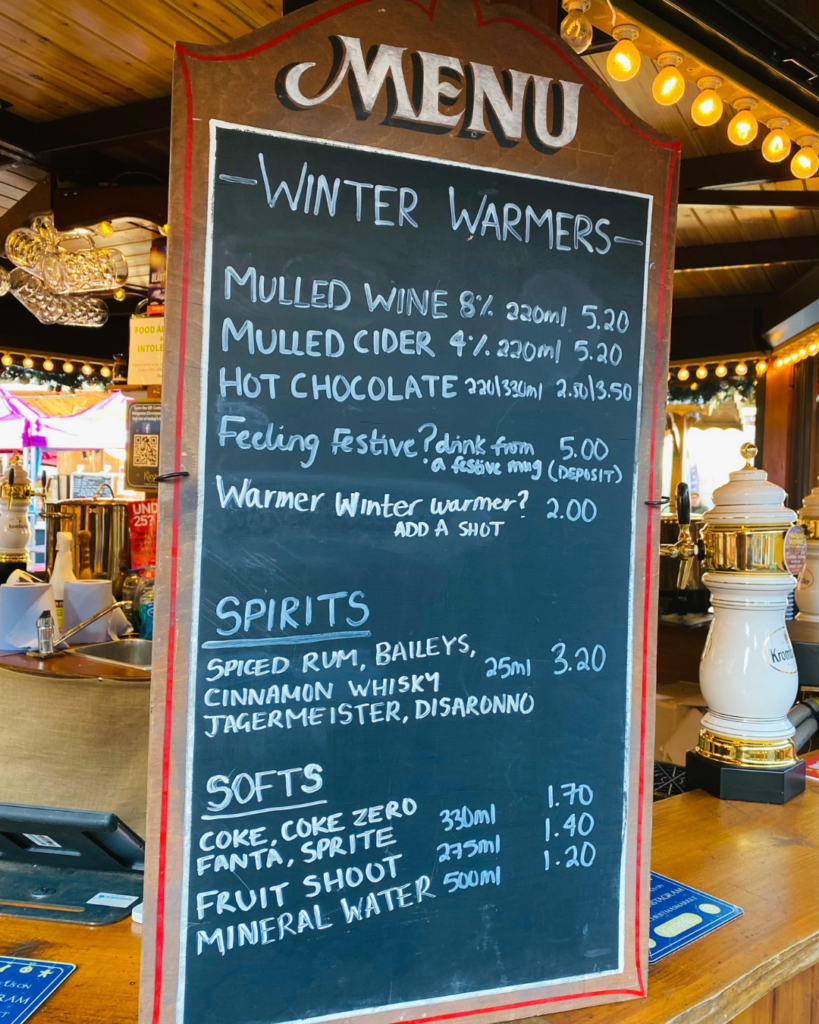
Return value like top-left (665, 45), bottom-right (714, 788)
top-left (0, 387), bottom-right (130, 451)
top-left (29, 389), bottom-right (130, 450)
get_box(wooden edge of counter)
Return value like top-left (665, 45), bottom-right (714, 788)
top-left (0, 651), bottom-right (151, 682)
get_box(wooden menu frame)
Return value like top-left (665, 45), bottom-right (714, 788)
top-left (140, 1), bottom-right (679, 1021)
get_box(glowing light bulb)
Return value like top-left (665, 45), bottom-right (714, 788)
top-left (762, 118), bottom-right (791, 163)
top-left (696, 365), bottom-right (708, 379)
top-left (792, 136), bottom-right (819, 179)
top-left (690, 382), bottom-right (698, 391)
top-left (784, 355), bottom-right (792, 364)
top-left (81, 364), bottom-right (93, 375)
top-left (100, 366), bottom-right (111, 378)
top-left (1, 354), bottom-right (12, 367)
top-left (606, 25), bottom-right (641, 83)
top-left (715, 364), bottom-right (728, 377)
top-left (98, 221), bottom-right (113, 238)
top-left (113, 287), bottom-right (126, 301)
top-left (735, 362), bottom-right (748, 376)
top-left (62, 361), bottom-right (74, 373)
top-left (800, 348), bottom-right (808, 359)
top-left (691, 76), bottom-right (723, 127)
top-left (757, 360), bottom-right (767, 375)
top-left (775, 359), bottom-right (783, 369)
top-left (560, 0), bottom-right (593, 55)
top-left (811, 344), bottom-right (818, 354)
top-left (22, 356), bottom-right (33, 369)
top-left (652, 52), bottom-right (685, 106)
top-left (727, 97), bottom-right (758, 145)
top-left (677, 367), bottom-right (690, 381)
top-left (42, 359), bottom-right (54, 372)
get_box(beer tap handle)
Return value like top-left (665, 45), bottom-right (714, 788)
top-left (7, 466), bottom-right (14, 511)
top-left (676, 481), bottom-right (691, 527)
top-left (674, 482), bottom-right (696, 590)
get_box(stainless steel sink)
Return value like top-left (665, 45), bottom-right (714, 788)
top-left (76, 638), bottom-right (153, 670)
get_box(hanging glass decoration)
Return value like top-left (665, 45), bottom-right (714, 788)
top-left (5, 215), bottom-right (127, 294)
top-left (9, 268), bottom-right (108, 327)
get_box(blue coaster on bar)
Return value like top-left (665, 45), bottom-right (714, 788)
top-left (0, 956), bottom-right (75, 1023)
top-left (649, 872), bottom-right (743, 964)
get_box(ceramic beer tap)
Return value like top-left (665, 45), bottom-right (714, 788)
top-left (0, 460), bottom-right (49, 583)
top-left (686, 442), bottom-right (805, 804)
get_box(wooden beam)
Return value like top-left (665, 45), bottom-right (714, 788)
top-left (679, 189), bottom-right (819, 208)
top-left (0, 99), bottom-right (170, 165)
top-left (52, 184), bottom-right (167, 229)
top-left (0, 109), bottom-right (38, 164)
top-left (676, 235), bottom-right (819, 272)
top-left (762, 263), bottom-right (819, 344)
top-left (672, 294), bottom-right (770, 319)
top-left (671, 306), bottom-right (762, 361)
top-left (36, 98), bottom-right (171, 155)
top-left (680, 151), bottom-right (793, 191)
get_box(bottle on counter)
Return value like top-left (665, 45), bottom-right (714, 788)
top-left (121, 570), bottom-right (142, 629)
top-left (50, 531), bottom-right (77, 629)
top-left (134, 569), bottom-right (155, 640)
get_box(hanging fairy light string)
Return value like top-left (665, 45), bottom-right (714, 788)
top-left (668, 355), bottom-right (765, 399)
top-left (671, 342), bottom-right (819, 380)
top-left (568, 1), bottom-right (819, 181)
top-left (669, 356), bottom-right (769, 386)
top-left (772, 335), bottom-right (819, 369)
top-left (0, 351), bottom-right (114, 382)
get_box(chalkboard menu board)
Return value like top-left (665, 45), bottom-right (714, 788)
top-left (142, 3), bottom-right (678, 1023)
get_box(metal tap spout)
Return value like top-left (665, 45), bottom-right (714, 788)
top-left (27, 599), bottom-right (132, 659)
top-left (659, 482), bottom-right (699, 590)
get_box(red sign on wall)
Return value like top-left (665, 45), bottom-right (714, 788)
top-left (129, 498), bottom-right (158, 569)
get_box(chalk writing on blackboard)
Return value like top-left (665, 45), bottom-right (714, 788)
top-left (175, 124), bottom-right (651, 1024)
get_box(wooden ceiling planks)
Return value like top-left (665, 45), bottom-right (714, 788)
top-left (0, 0), bottom-right (282, 122)
top-left (673, 262), bottom-right (804, 299)
top-left (0, 0), bottom-right (814, 311)
top-left (0, 14), bottom-right (149, 119)
top-left (0, 1), bottom-right (169, 115)
top-left (676, 204), bottom-right (819, 247)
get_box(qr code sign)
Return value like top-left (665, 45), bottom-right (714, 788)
top-left (133, 433), bottom-right (159, 467)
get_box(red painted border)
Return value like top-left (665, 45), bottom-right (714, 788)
top-left (152, 45), bottom-right (194, 1024)
top-left (154, 5), bottom-right (680, 1021)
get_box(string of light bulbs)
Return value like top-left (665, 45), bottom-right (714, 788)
top-left (772, 339), bottom-right (819, 369)
top-left (559, 1), bottom-right (819, 180)
top-left (0, 352), bottom-right (113, 378)
top-left (669, 355), bottom-right (768, 390)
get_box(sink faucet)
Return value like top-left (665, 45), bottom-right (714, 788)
top-left (27, 600), bottom-right (132, 659)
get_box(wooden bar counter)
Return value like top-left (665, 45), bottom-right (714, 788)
top-left (0, 651), bottom-right (151, 838)
top-left (4, 785), bottom-right (819, 1023)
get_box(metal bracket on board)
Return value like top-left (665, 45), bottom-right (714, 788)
top-left (154, 471), bottom-right (189, 483)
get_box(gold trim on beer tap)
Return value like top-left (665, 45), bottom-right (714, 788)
top-left (698, 727), bottom-right (798, 767)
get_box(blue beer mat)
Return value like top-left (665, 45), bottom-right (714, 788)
top-left (0, 956), bottom-right (75, 1023)
top-left (649, 872), bottom-right (743, 964)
